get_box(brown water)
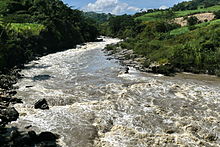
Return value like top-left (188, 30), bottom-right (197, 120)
top-left (12, 38), bottom-right (220, 147)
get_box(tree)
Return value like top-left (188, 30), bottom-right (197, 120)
top-left (214, 10), bottom-right (220, 19)
top-left (187, 16), bottom-right (199, 26)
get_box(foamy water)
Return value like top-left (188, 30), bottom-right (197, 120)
top-left (12, 37), bottom-right (220, 147)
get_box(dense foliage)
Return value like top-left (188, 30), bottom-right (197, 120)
top-left (173, 0), bottom-right (220, 11)
top-left (83, 12), bottom-right (113, 24)
top-left (100, 14), bottom-right (143, 38)
top-left (102, 1), bottom-right (220, 76)
top-left (0, 0), bottom-right (99, 72)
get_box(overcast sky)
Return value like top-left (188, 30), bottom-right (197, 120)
top-left (62, 0), bottom-right (189, 15)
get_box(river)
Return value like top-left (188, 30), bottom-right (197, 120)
top-left (12, 37), bottom-right (220, 147)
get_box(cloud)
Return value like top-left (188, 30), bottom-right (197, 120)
top-left (159, 5), bottom-right (169, 10)
top-left (83, 0), bottom-right (141, 15)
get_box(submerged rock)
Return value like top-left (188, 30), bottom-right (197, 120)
top-left (25, 85), bottom-right (33, 88)
top-left (38, 132), bottom-right (57, 141)
top-left (34, 99), bottom-right (49, 110)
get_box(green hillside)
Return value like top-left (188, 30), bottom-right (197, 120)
top-left (173, 0), bottom-right (220, 11)
top-left (84, 12), bottom-right (113, 24)
top-left (101, 1), bottom-right (220, 76)
top-left (137, 5), bottom-right (220, 21)
top-left (0, 0), bottom-right (99, 72)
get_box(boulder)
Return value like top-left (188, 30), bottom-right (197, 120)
top-left (28, 131), bottom-right (37, 139)
top-left (10, 130), bottom-right (20, 139)
top-left (14, 134), bottom-right (32, 146)
top-left (34, 99), bottom-right (49, 110)
top-left (125, 67), bottom-right (129, 74)
top-left (0, 107), bottom-right (19, 122)
top-left (38, 132), bottom-right (57, 141)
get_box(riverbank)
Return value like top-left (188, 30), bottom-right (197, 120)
top-left (104, 44), bottom-right (176, 76)
top-left (104, 43), bottom-right (220, 77)
top-left (0, 70), bottom-right (60, 146)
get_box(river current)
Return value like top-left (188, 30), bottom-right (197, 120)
top-left (12, 38), bottom-right (220, 147)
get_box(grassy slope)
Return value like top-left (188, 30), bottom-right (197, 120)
top-left (136, 5), bottom-right (220, 21)
top-left (115, 5), bottom-right (220, 75)
top-left (170, 19), bottom-right (220, 35)
top-left (9, 23), bottom-right (46, 36)
top-left (0, 1), bottom-right (45, 36)
top-left (127, 19), bottom-right (219, 64)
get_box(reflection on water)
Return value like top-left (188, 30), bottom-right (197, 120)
top-left (12, 37), bottom-right (220, 147)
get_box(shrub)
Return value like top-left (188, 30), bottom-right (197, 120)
top-left (215, 70), bottom-right (220, 77)
top-left (214, 10), bottom-right (220, 19)
top-left (187, 16), bottom-right (199, 26)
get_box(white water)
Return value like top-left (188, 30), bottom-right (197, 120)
top-left (12, 37), bottom-right (220, 147)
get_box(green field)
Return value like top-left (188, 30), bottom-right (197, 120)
top-left (137, 5), bottom-right (220, 21)
top-left (8, 23), bottom-right (46, 36)
top-left (175, 5), bottom-right (220, 17)
top-left (136, 11), bottom-right (162, 21)
top-left (170, 19), bottom-right (220, 35)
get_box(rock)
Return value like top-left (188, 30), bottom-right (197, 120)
top-left (38, 132), bottom-right (57, 141)
top-left (28, 131), bottom-right (37, 139)
top-left (34, 99), bottom-right (49, 110)
top-left (9, 98), bottom-right (23, 104)
top-left (0, 102), bottom-right (9, 108)
top-left (205, 133), bottom-right (217, 141)
top-left (106, 57), bottom-right (113, 60)
top-left (125, 67), bottom-right (129, 74)
top-left (76, 45), bottom-right (81, 48)
top-left (166, 129), bottom-right (176, 134)
top-left (7, 91), bottom-right (17, 96)
top-left (25, 86), bottom-right (33, 88)
top-left (0, 97), bottom-right (22, 105)
top-left (33, 75), bottom-right (51, 81)
top-left (122, 60), bottom-right (133, 65)
top-left (0, 107), bottom-right (19, 122)
top-left (14, 134), bottom-right (31, 146)
top-left (96, 38), bottom-right (103, 42)
top-left (25, 125), bottom-right (32, 129)
top-left (10, 130), bottom-right (20, 139)
top-left (0, 74), bottom-right (17, 90)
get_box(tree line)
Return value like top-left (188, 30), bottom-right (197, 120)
top-left (0, 0), bottom-right (99, 72)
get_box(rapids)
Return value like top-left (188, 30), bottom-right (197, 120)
top-left (12, 37), bottom-right (220, 147)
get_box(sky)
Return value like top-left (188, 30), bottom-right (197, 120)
top-left (62, 0), bottom-right (189, 15)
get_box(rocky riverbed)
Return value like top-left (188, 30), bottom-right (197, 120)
top-left (0, 70), bottom-right (60, 146)
top-left (103, 46), bottom-right (148, 72)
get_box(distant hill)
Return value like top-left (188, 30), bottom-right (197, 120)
top-left (84, 12), bottom-right (114, 24)
top-left (173, 0), bottom-right (220, 11)
top-left (136, 5), bottom-right (220, 21)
